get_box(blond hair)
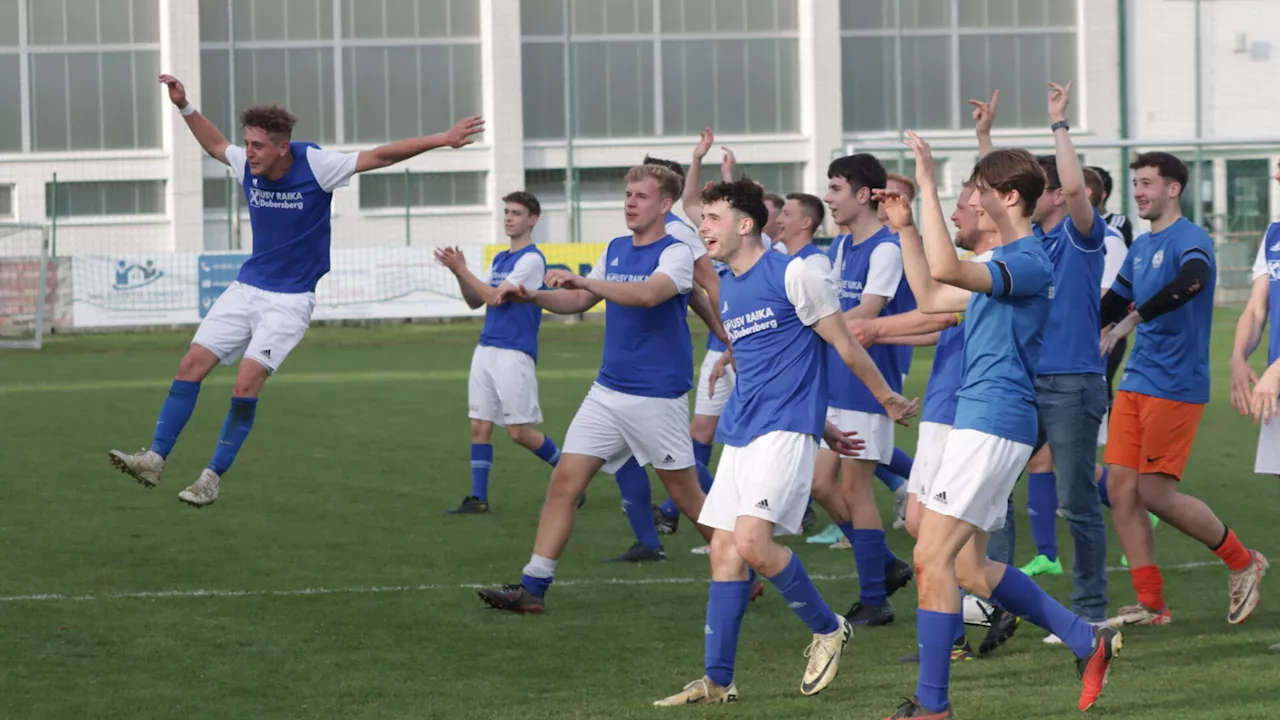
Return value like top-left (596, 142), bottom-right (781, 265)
top-left (625, 164), bottom-right (683, 201)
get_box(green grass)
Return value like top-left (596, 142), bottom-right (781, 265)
top-left (1, 314), bottom-right (1278, 719)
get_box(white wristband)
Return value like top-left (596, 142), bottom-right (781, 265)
top-left (180, 104), bottom-right (197, 117)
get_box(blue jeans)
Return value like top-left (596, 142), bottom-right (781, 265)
top-left (1034, 373), bottom-right (1109, 623)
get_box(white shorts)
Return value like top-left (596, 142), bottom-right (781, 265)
top-left (908, 421), bottom-right (953, 499)
top-left (924, 428), bottom-right (1033, 533)
top-left (1255, 418), bottom-right (1280, 474)
top-left (821, 406), bottom-right (894, 462)
top-left (694, 350), bottom-right (735, 417)
top-left (698, 431), bottom-right (818, 536)
top-left (562, 383), bottom-right (695, 474)
top-left (468, 345), bottom-right (542, 426)
top-left (192, 282), bottom-right (315, 374)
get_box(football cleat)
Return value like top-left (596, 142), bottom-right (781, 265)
top-left (178, 469), bottom-right (220, 508)
top-left (109, 448), bottom-right (165, 488)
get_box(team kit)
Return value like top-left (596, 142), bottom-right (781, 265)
top-left (105, 75), bottom-right (1273, 719)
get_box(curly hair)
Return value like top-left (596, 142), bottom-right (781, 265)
top-left (701, 176), bottom-right (769, 237)
top-left (239, 104), bottom-right (297, 141)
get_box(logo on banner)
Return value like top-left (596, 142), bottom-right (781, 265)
top-left (112, 259), bottom-right (165, 290)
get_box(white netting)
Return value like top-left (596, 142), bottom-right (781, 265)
top-left (0, 224), bottom-right (51, 349)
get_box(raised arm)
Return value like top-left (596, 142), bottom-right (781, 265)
top-left (354, 116), bottom-right (486, 173)
top-left (682, 128), bottom-right (714, 226)
top-left (1048, 82), bottom-right (1096, 238)
top-left (159, 75), bottom-right (231, 164)
top-left (434, 247), bottom-right (493, 309)
top-left (969, 89), bottom-right (998, 159)
top-left (906, 132), bottom-right (997, 295)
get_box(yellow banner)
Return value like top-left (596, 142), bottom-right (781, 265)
top-left (484, 242), bottom-right (611, 313)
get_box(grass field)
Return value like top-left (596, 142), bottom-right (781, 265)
top-left (1, 312), bottom-right (1278, 719)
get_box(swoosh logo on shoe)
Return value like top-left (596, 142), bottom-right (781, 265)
top-left (1229, 583), bottom-right (1256, 623)
top-left (801, 651), bottom-right (839, 695)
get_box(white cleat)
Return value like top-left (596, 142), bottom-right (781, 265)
top-left (1228, 550), bottom-right (1268, 625)
top-left (801, 614), bottom-right (852, 696)
top-left (108, 448), bottom-right (165, 488)
top-left (653, 676), bottom-right (738, 707)
top-left (178, 469), bottom-right (221, 508)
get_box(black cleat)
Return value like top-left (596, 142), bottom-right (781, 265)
top-left (978, 606), bottom-right (1020, 656)
top-left (845, 598), bottom-right (895, 626)
top-left (652, 505), bottom-right (679, 534)
top-left (477, 584), bottom-right (544, 614)
top-left (886, 557), bottom-right (914, 598)
top-left (446, 496), bottom-right (489, 514)
top-left (606, 542), bottom-right (667, 563)
top-left (801, 505), bottom-right (817, 533)
top-left (882, 697), bottom-right (954, 719)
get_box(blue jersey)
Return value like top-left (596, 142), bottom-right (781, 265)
top-left (952, 237), bottom-right (1054, 446)
top-left (1111, 218), bottom-right (1216, 404)
top-left (231, 142), bottom-right (355, 294)
top-left (1035, 210), bottom-right (1107, 376)
top-left (922, 322), bottom-right (965, 426)
top-left (1257, 223), bottom-right (1280, 365)
top-left (826, 227), bottom-right (910, 413)
top-left (706, 258), bottom-right (732, 354)
top-left (717, 252), bottom-right (836, 446)
top-left (594, 235), bottom-right (695, 399)
top-left (479, 244), bottom-right (547, 362)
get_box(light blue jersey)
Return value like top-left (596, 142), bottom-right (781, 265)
top-left (952, 237), bottom-right (1054, 446)
top-left (479, 244), bottom-right (547, 362)
top-left (717, 252), bottom-right (839, 446)
top-left (1256, 223), bottom-right (1280, 365)
top-left (1035, 209), bottom-right (1107, 376)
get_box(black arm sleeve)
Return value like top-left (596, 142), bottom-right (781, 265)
top-left (1135, 257), bottom-right (1211, 322)
top-left (1100, 287), bottom-right (1132, 327)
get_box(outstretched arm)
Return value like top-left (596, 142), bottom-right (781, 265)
top-left (905, 132), bottom-right (996, 295)
top-left (970, 89), bottom-right (998, 159)
top-left (525, 287), bottom-right (602, 314)
top-left (1047, 82), bottom-right (1097, 238)
top-left (354, 116), bottom-right (486, 173)
top-left (682, 128), bottom-right (714, 226)
top-left (849, 310), bottom-right (958, 347)
top-left (159, 75), bottom-right (232, 164)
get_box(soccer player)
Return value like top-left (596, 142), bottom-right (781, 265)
top-left (1099, 151), bottom-right (1268, 628)
top-left (763, 192), bottom-right (785, 240)
top-left (475, 164), bottom-right (715, 613)
top-left (108, 74), bottom-right (484, 507)
top-left (882, 132), bottom-right (1121, 719)
top-left (821, 153), bottom-right (916, 626)
top-left (974, 83), bottom-right (1110, 628)
top-left (1090, 166), bottom-right (1135, 247)
top-left (434, 192), bottom-right (562, 514)
top-left (654, 177), bottom-right (916, 706)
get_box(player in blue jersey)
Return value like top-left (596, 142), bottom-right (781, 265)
top-left (1099, 152), bottom-right (1267, 628)
top-left (880, 134), bottom-right (1121, 720)
top-left (433, 192), bottom-right (563, 514)
top-left (655, 178), bottom-right (916, 706)
top-left (108, 74), bottom-right (484, 507)
top-left (476, 164), bottom-right (717, 613)
top-left (975, 83), bottom-right (1110, 627)
top-left (821, 153), bottom-right (916, 626)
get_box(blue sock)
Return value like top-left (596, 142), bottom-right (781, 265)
top-left (704, 580), bottom-right (750, 687)
top-left (1027, 471), bottom-right (1059, 561)
top-left (888, 447), bottom-right (914, 478)
top-left (852, 529), bottom-right (888, 606)
top-left (532, 436), bottom-right (561, 466)
top-left (1097, 467), bottom-right (1111, 508)
top-left (150, 379), bottom-right (201, 458)
top-left (695, 459), bottom-right (714, 493)
top-left (874, 465), bottom-right (906, 492)
top-left (207, 396), bottom-right (257, 476)
top-left (767, 553), bottom-right (839, 635)
top-left (520, 573), bottom-right (552, 598)
top-left (990, 565), bottom-right (1096, 659)
top-left (470, 444), bottom-right (494, 500)
top-left (615, 458), bottom-right (661, 551)
top-left (659, 498), bottom-right (679, 519)
top-left (916, 609), bottom-right (957, 712)
top-left (693, 439), bottom-right (713, 468)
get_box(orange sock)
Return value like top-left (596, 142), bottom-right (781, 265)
top-left (1212, 528), bottom-right (1252, 572)
top-left (1130, 564), bottom-right (1166, 611)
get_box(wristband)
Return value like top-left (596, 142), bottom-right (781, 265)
top-left (1050, 119), bottom-right (1069, 133)
top-left (180, 104), bottom-right (198, 117)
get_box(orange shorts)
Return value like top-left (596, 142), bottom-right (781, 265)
top-left (1103, 390), bottom-right (1204, 479)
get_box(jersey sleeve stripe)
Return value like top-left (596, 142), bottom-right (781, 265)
top-left (1180, 246), bottom-right (1212, 265)
top-left (995, 260), bottom-right (1014, 297)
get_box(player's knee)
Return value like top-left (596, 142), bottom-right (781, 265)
top-left (733, 532), bottom-right (767, 570)
top-left (954, 556), bottom-right (991, 597)
top-left (690, 415), bottom-right (717, 444)
top-left (470, 420), bottom-right (493, 443)
top-left (176, 347), bottom-right (217, 382)
top-left (232, 367), bottom-right (269, 397)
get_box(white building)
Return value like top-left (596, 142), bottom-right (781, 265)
top-left (1, 0), bottom-right (1277, 265)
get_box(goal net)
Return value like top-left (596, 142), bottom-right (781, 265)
top-left (0, 224), bottom-right (52, 349)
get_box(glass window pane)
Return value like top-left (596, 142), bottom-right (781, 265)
top-left (103, 181), bottom-right (139, 215)
top-left (102, 52), bottom-right (137, 148)
top-left (903, 0), bottom-right (950, 28)
top-left (133, 0), bottom-right (161, 42)
top-left (521, 0), bottom-right (564, 35)
top-left (31, 55), bottom-right (70, 150)
top-left (610, 42), bottom-right (651, 136)
top-left (200, 49), bottom-right (232, 138)
top-left (840, 0), bottom-right (892, 30)
top-left (522, 42), bottom-right (565, 139)
top-left (29, 0), bottom-right (63, 44)
top-left (1014, 36), bottom-right (1049, 127)
top-left (525, 168), bottom-right (566, 204)
top-left (417, 45), bottom-right (451, 132)
top-left (603, 0), bottom-right (635, 33)
top-left (203, 177), bottom-right (230, 211)
top-left (745, 0), bottom-right (777, 31)
top-left (841, 37), bottom-right (895, 132)
top-left (572, 43), bottom-right (606, 136)
top-left (745, 39), bottom-right (779, 133)
top-left (1048, 0), bottom-right (1076, 26)
top-left (67, 54), bottom-right (103, 149)
top-left (715, 0), bottom-right (746, 32)
top-left (451, 44), bottom-right (482, 120)
top-left (0, 185), bottom-right (11, 217)
top-left (902, 36), bottom-right (952, 129)
top-left (345, 47), bottom-right (387, 143)
top-left (683, 0), bottom-right (713, 32)
top-left (285, 47), bottom-right (330, 143)
top-left (578, 167), bottom-right (628, 202)
top-left (957, 0), bottom-right (984, 27)
top-left (777, 0), bottom-right (797, 29)
top-left (98, 0), bottom-right (133, 43)
top-left (1227, 159), bottom-right (1270, 235)
top-left (231, 0), bottom-right (251, 40)
top-left (449, 0), bottom-right (480, 36)
top-left (573, 0), bottom-right (604, 34)
top-left (1016, 0), bottom-right (1046, 26)
top-left (64, 0), bottom-right (99, 44)
top-left (385, 47), bottom-right (419, 141)
top-left (0, 55), bottom-right (20, 151)
top-left (0, 0), bottom-right (17, 46)
top-left (346, 0), bottom-right (383, 38)
top-left (777, 38), bottom-right (799, 131)
top-left (135, 50), bottom-right (161, 147)
top-left (958, 35), bottom-right (1017, 125)
top-left (452, 172), bottom-right (485, 205)
top-left (253, 0), bottom-right (288, 40)
top-left (284, 0), bottom-right (321, 39)
top-left (714, 40), bottom-right (747, 133)
top-left (199, 0), bottom-right (230, 42)
top-left (984, 0), bottom-right (1016, 27)
top-left (383, 0), bottom-right (417, 39)
top-left (659, 0), bottom-right (682, 32)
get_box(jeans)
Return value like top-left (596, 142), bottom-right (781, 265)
top-left (1034, 373), bottom-right (1109, 623)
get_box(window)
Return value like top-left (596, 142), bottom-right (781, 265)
top-left (45, 179), bottom-right (165, 218)
top-left (521, 0), bottom-right (800, 140)
top-left (11, 0), bottom-right (163, 152)
top-left (0, 184), bottom-right (12, 218)
top-left (358, 171), bottom-right (485, 209)
top-left (203, 177), bottom-right (233, 212)
top-left (1226, 159), bottom-right (1271, 236)
top-left (198, 0), bottom-right (481, 146)
top-left (841, 0), bottom-right (1078, 133)
top-left (527, 162), bottom-right (804, 204)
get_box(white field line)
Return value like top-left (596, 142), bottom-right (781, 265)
top-left (0, 561), bottom-right (1221, 604)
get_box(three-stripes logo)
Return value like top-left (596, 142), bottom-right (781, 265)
top-left (932, 491), bottom-right (947, 505)
top-left (754, 499), bottom-right (770, 511)
top-left (663, 454), bottom-right (674, 463)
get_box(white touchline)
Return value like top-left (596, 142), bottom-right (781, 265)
top-left (0, 561), bottom-right (1222, 604)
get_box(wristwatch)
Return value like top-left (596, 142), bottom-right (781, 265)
top-left (1051, 119), bottom-right (1070, 133)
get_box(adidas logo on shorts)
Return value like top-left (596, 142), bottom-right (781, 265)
top-left (933, 491), bottom-right (947, 505)
top-left (663, 454), bottom-right (673, 463)
top-left (754, 499), bottom-right (770, 511)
